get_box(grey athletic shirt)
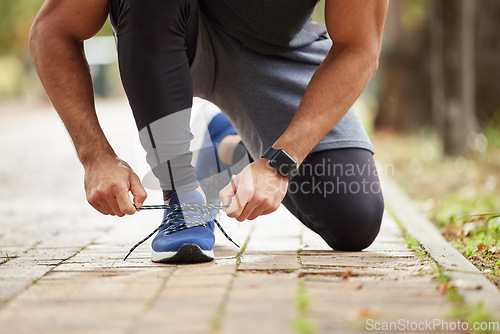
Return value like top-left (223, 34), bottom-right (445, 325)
top-left (194, 0), bottom-right (375, 157)
top-left (199, 0), bottom-right (322, 54)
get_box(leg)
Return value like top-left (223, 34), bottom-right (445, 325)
top-left (110, 0), bottom-right (199, 199)
top-left (282, 148), bottom-right (384, 251)
top-left (110, 0), bottom-right (221, 263)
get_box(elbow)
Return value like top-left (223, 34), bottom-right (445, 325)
top-left (29, 18), bottom-right (43, 58)
top-left (369, 53), bottom-right (380, 79)
top-left (366, 42), bottom-right (381, 78)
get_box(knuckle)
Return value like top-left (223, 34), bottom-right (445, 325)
top-left (238, 189), bottom-right (252, 200)
top-left (95, 188), bottom-right (108, 198)
top-left (262, 198), bottom-right (273, 207)
top-left (253, 194), bottom-right (265, 203)
top-left (111, 182), bottom-right (125, 192)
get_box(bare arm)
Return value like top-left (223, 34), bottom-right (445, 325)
top-left (221, 0), bottom-right (388, 221)
top-left (30, 0), bottom-right (147, 216)
top-left (274, 0), bottom-right (389, 164)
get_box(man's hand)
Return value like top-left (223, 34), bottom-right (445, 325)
top-left (220, 159), bottom-right (289, 221)
top-left (84, 156), bottom-right (147, 217)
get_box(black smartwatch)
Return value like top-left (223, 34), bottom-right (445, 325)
top-left (262, 147), bottom-right (298, 181)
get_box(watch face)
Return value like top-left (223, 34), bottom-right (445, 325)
top-left (271, 150), bottom-right (297, 177)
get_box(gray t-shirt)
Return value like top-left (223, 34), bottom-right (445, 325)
top-left (199, 0), bottom-right (323, 54)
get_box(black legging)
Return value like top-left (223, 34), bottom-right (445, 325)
top-left (208, 144), bottom-right (384, 251)
top-left (110, 0), bottom-right (198, 130)
top-left (282, 148), bottom-right (384, 251)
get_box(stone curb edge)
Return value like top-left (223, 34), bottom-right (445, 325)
top-left (381, 176), bottom-right (500, 318)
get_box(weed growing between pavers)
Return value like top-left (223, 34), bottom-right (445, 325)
top-left (290, 278), bottom-right (316, 334)
top-left (0, 253), bottom-right (13, 265)
top-left (390, 210), bottom-right (431, 263)
top-left (235, 233), bottom-right (251, 265)
top-left (404, 234), bottom-right (428, 262)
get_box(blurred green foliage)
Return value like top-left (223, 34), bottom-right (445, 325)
top-left (0, 0), bottom-right (113, 56)
top-left (0, 0), bottom-right (44, 56)
top-left (401, 0), bottom-right (428, 32)
top-left (0, 0), bottom-right (113, 96)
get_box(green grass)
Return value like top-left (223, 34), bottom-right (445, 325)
top-left (291, 318), bottom-right (316, 334)
top-left (235, 234), bottom-right (251, 265)
top-left (1, 253), bottom-right (11, 265)
top-left (450, 303), bottom-right (500, 334)
top-left (291, 279), bottom-right (316, 334)
top-left (375, 130), bottom-right (500, 286)
top-left (211, 310), bottom-right (223, 333)
top-left (298, 248), bottom-right (304, 268)
top-left (404, 234), bottom-right (428, 261)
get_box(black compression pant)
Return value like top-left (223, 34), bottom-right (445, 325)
top-left (283, 148), bottom-right (384, 251)
top-left (226, 143), bottom-right (383, 251)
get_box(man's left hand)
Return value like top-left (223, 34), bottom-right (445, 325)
top-left (220, 159), bottom-right (289, 221)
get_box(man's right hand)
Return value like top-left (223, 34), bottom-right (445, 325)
top-left (84, 156), bottom-right (147, 217)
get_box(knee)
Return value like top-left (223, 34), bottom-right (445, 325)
top-left (316, 191), bottom-right (385, 251)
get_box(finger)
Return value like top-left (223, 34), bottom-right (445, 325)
top-left (247, 206), bottom-right (268, 221)
top-left (237, 201), bottom-right (260, 222)
top-left (104, 194), bottom-right (125, 217)
top-left (115, 186), bottom-right (135, 215)
top-left (226, 177), bottom-right (254, 218)
top-left (89, 200), bottom-right (109, 215)
top-left (262, 204), bottom-right (280, 215)
top-left (95, 198), bottom-right (116, 216)
top-left (130, 174), bottom-right (147, 209)
top-left (219, 175), bottom-right (238, 209)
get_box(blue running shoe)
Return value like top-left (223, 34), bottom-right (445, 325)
top-left (151, 190), bottom-right (215, 263)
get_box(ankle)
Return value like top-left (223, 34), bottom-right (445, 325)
top-left (164, 187), bottom-right (206, 205)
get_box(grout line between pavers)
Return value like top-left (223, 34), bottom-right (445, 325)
top-left (125, 266), bottom-right (176, 334)
top-left (381, 175), bottom-right (500, 318)
top-left (211, 265), bottom-right (237, 334)
top-left (213, 222), bottom-right (254, 333)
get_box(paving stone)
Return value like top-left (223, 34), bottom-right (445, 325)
top-left (239, 251), bottom-right (301, 272)
top-left (221, 272), bottom-right (297, 334)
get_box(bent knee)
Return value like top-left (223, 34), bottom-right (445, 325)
top-left (316, 192), bottom-right (385, 251)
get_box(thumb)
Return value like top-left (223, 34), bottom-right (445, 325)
top-left (219, 175), bottom-right (238, 210)
top-left (130, 173), bottom-right (147, 209)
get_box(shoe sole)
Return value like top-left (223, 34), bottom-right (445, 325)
top-left (151, 244), bottom-right (215, 264)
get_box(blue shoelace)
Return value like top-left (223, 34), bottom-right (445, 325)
top-left (123, 204), bottom-right (239, 261)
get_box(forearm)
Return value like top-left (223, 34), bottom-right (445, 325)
top-left (273, 45), bottom-right (378, 166)
top-left (30, 28), bottom-right (115, 167)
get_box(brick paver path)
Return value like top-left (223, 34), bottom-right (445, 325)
top-left (0, 100), bottom-right (460, 334)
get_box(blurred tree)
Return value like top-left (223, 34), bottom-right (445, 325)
top-left (430, 0), bottom-right (478, 155)
top-left (376, 0), bottom-right (432, 132)
top-left (377, 0), bottom-right (500, 155)
top-left (475, 0), bottom-right (500, 129)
